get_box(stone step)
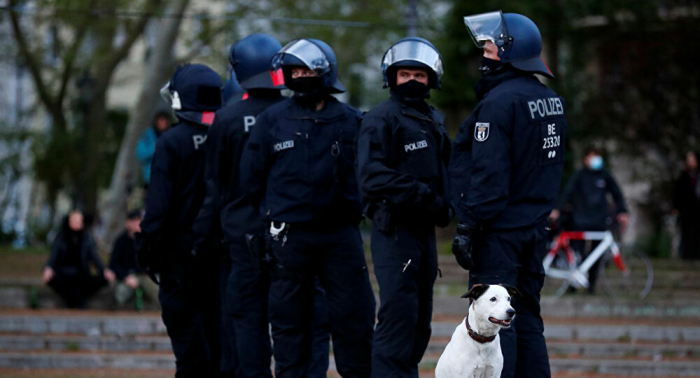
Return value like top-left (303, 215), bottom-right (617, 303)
top-left (431, 321), bottom-right (700, 343)
top-left (0, 285), bottom-right (161, 311)
top-left (425, 339), bottom-right (700, 359)
top-left (433, 296), bottom-right (700, 318)
top-left (0, 335), bottom-right (172, 353)
top-left (0, 313), bottom-right (166, 336)
top-left (548, 358), bottom-right (700, 376)
top-left (2, 351), bottom-right (700, 377)
top-left (3, 312), bottom-right (700, 342)
top-left (4, 332), bottom-right (699, 360)
top-left (432, 255), bottom-right (700, 271)
top-left (2, 281), bottom-right (696, 314)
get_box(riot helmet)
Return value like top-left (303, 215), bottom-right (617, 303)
top-left (160, 64), bottom-right (222, 125)
top-left (272, 38), bottom-right (345, 93)
top-left (464, 11), bottom-right (553, 78)
top-left (229, 33), bottom-right (285, 90)
top-left (381, 37), bottom-right (443, 89)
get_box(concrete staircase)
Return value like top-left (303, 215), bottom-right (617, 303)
top-left (0, 256), bottom-right (699, 377)
top-left (0, 311), bottom-right (699, 376)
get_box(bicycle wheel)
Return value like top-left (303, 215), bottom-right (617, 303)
top-left (599, 247), bottom-right (654, 299)
top-left (543, 248), bottom-right (580, 298)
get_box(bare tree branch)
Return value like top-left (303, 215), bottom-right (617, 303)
top-left (57, 0), bottom-right (97, 106)
top-left (175, 21), bottom-right (232, 64)
top-left (8, 0), bottom-right (57, 118)
top-left (96, 0), bottom-right (164, 93)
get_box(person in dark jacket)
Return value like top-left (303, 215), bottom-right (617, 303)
top-left (137, 64), bottom-right (223, 378)
top-left (240, 38), bottom-right (375, 378)
top-left (551, 147), bottom-right (628, 293)
top-left (672, 151), bottom-right (700, 259)
top-left (43, 210), bottom-right (112, 308)
top-left (551, 148), bottom-right (628, 232)
top-left (356, 37), bottom-right (451, 378)
top-left (109, 210), bottom-right (158, 309)
top-left (192, 33), bottom-right (331, 378)
top-left (451, 11), bottom-right (567, 378)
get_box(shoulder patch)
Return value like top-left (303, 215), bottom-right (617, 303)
top-left (474, 122), bottom-right (490, 142)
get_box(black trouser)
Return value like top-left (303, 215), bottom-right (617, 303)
top-left (219, 254), bottom-right (237, 377)
top-left (48, 272), bottom-right (107, 309)
top-left (159, 257), bottom-right (221, 378)
top-left (227, 239), bottom-right (332, 378)
top-left (370, 224), bottom-right (437, 378)
top-left (268, 225), bottom-right (375, 378)
top-left (570, 223), bottom-right (606, 293)
top-left (468, 223), bottom-right (550, 378)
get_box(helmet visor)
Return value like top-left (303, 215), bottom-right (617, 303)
top-left (381, 40), bottom-right (443, 80)
top-left (464, 11), bottom-right (507, 48)
top-left (160, 81), bottom-right (182, 110)
top-left (272, 39), bottom-right (331, 76)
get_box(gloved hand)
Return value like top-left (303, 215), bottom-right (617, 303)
top-left (422, 189), bottom-right (453, 227)
top-left (135, 232), bottom-right (161, 283)
top-left (452, 223), bottom-right (479, 270)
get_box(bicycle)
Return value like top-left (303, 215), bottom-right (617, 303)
top-left (543, 230), bottom-right (654, 299)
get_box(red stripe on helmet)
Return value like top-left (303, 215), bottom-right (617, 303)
top-left (201, 111), bottom-right (215, 125)
top-left (271, 69), bottom-right (285, 87)
top-left (542, 58), bottom-right (553, 75)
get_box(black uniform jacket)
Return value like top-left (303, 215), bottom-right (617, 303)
top-left (450, 69), bottom-right (567, 230)
top-left (240, 96), bottom-right (363, 227)
top-left (192, 91), bottom-right (285, 243)
top-left (140, 117), bottom-right (210, 270)
top-left (356, 92), bottom-right (451, 224)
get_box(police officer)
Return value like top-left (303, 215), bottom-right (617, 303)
top-left (356, 37), bottom-right (451, 378)
top-left (451, 11), bottom-right (567, 378)
top-left (240, 38), bottom-right (376, 378)
top-left (194, 33), bottom-right (331, 378)
top-left (190, 63), bottom-right (246, 377)
top-left (137, 64), bottom-right (223, 377)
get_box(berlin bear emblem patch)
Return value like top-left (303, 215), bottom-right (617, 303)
top-left (474, 122), bottom-right (490, 142)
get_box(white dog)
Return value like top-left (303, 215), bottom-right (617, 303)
top-left (435, 284), bottom-right (521, 378)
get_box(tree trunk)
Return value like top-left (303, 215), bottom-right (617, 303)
top-left (100, 0), bottom-right (190, 244)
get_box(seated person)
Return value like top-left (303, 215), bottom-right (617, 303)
top-left (43, 210), bottom-right (114, 308)
top-left (109, 210), bottom-right (158, 309)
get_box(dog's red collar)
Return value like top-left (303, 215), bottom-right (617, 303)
top-left (465, 318), bottom-right (496, 344)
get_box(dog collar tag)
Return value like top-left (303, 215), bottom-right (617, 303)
top-left (465, 318), bottom-right (496, 344)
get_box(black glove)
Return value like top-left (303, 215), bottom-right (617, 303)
top-left (135, 232), bottom-right (161, 283)
top-left (422, 189), bottom-right (453, 227)
top-left (422, 189), bottom-right (443, 213)
top-left (452, 223), bottom-right (478, 270)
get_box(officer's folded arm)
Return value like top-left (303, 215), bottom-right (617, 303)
top-left (357, 119), bottom-right (440, 209)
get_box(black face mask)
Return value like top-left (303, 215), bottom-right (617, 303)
top-left (287, 77), bottom-right (326, 108)
top-left (479, 57), bottom-right (504, 76)
top-left (394, 80), bottom-right (430, 100)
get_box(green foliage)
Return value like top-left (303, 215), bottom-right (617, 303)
top-left (636, 230), bottom-right (672, 258)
